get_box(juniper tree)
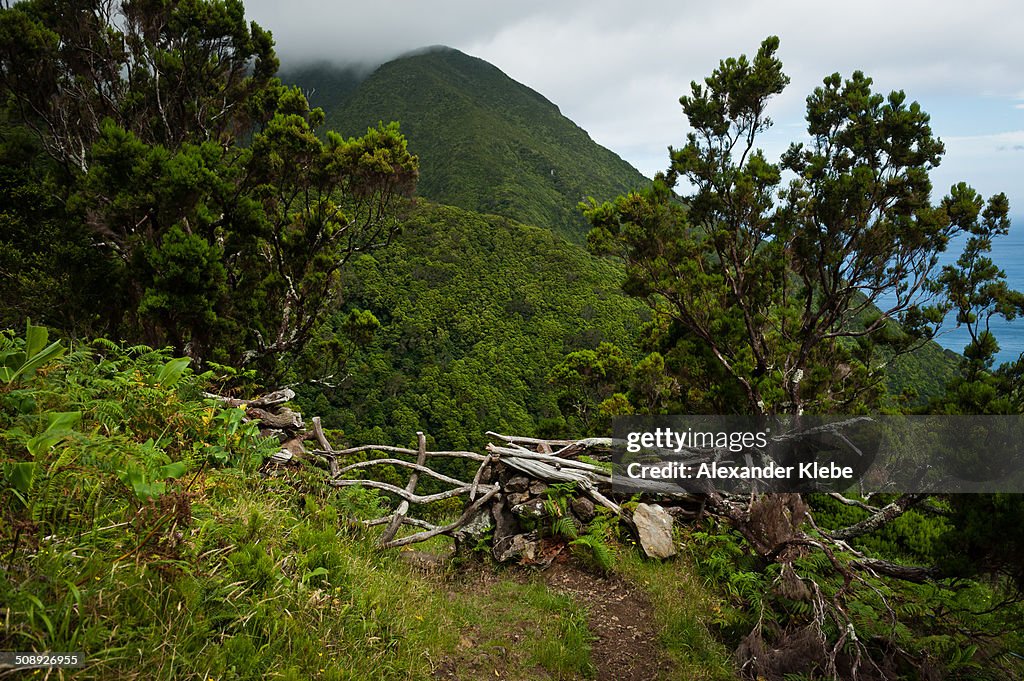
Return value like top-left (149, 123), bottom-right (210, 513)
top-left (0, 0), bottom-right (418, 373)
top-left (585, 36), bottom-right (1007, 416)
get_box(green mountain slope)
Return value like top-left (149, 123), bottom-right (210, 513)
top-left (280, 50), bottom-right (957, 440)
top-left (291, 46), bottom-right (648, 243)
top-left (279, 61), bottom-right (364, 115)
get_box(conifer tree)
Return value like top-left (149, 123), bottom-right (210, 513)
top-left (0, 0), bottom-right (418, 373)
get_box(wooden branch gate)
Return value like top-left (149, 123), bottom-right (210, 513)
top-left (310, 427), bottom-right (633, 550)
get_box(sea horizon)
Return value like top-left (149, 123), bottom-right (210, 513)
top-left (921, 215), bottom-right (1024, 366)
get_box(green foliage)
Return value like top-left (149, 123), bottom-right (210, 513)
top-left (681, 517), bottom-right (1024, 679)
top-left (0, 1), bottom-right (418, 375)
top-left (0, 327), bottom-right (461, 679)
top-left (0, 326), bottom-right (271, 530)
top-left (535, 482), bottom-right (617, 573)
top-left (295, 46), bottom-right (648, 244)
top-left (527, 592), bottom-right (596, 679)
top-left (586, 36), bottom-right (999, 415)
top-left (0, 319), bottom-right (66, 385)
top-left (296, 201), bottom-right (648, 450)
top-left (940, 494), bottom-right (1024, 589)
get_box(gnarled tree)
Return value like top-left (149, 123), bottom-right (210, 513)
top-left (584, 36), bottom-right (1003, 416)
top-left (0, 0), bottom-right (418, 373)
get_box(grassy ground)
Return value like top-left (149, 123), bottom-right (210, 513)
top-left (0, 329), bottom-right (736, 680)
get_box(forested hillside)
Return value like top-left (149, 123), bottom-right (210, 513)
top-left (299, 202), bottom-right (649, 450)
top-left (3, 2), bottom-right (1024, 679)
top-left (289, 47), bottom-right (649, 243)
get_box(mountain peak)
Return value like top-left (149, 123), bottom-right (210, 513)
top-left (288, 49), bottom-right (647, 242)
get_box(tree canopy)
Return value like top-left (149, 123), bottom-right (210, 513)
top-left (585, 36), bottom-right (1011, 416)
top-left (0, 0), bottom-right (418, 374)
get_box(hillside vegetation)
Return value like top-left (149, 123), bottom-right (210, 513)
top-left (292, 47), bottom-right (649, 243)
top-left (297, 201), bottom-right (650, 450)
top-left (4, 1), bottom-right (1023, 677)
top-left (0, 324), bottom-right (736, 680)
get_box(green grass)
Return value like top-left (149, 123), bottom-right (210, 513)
top-left (617, 551), bottom-right (737, 681)
top-left (441, 578), bottom-right (596, 680)
top-left (0, 331), bottom-right (602, 680)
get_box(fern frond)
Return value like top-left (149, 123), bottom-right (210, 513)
top-left (552, 515), bottom-right (579, 540)
top-left (570, 533), bottom-right (614, 572)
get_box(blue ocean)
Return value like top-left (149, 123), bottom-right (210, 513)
top-left (921, 218), bottom-right (1024, 366)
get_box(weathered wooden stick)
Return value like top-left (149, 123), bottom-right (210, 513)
top-left (202, 388), bottom-right (295, 409)
top-left (485, 444), bottom-right (610, 476)
top-left (550, 438), bottom-right (616, 459)
top-left (329, 479), bottom-right (496, 504)
top-left (363, 515), bottom-right (437, 531)
top-left (469, 455), bottom-right (495, 502)
top-left (310, 417), bottom-right (339, 477)
top-left (247, 406), bottom-right (303, 430)
top-left (381, 487), bottom-right (500, 549)
top-left (379, 432), bottom-right (427, 545)
top-left (330, 444), bottom-right (486, 461)
top-left (486, 431), bottom-right (575, 447)
top-left (311, 416), bottom-right (332, 451)
top-left (580, 481), bottom-right (623, 517)
top-left (501, 456), bottom-right (595, 484)
top-left (336, 458), bottom-right (471, 488)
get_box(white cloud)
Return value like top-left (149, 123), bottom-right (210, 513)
top-left (243, 0), bottom-right (1024, 208)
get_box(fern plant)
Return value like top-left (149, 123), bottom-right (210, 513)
top-left (539, 482), bottom-right (617, 572)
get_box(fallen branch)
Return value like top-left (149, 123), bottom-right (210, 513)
top-left (336, 458), bottom-right (472, 488)
top-left (379, 432), bottom-right (428, 545)
top-left (381, 486), bottom-right (500, 549)
top-left (329, 478), bottom-right (496, 505)
top-left (828, 494), bottom-right (926, 542)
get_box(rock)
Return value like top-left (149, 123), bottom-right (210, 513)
top-left (491, 497), bottom-right (519, 544)
top-left (504, 475), bottom-right (530, 493)
top-left (633, 503), bottom-right (677, 559)
top-left (492, 532), bottom-right (539, 563)
top-left (505, 491), bottom-right (531, 507)
top-left (453, 508), bottom-right (493, 545)
top-left (399, 550), bottom-right (450, 573)
top-left (528, 480), bottom-right (549, 496)
top-left (571, 497), bottom-right (596, 523)
top-left (511, 498), bottom-right (547, 519)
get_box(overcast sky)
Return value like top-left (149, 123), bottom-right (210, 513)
top-left (245, 0), bottom-right (1024, 215)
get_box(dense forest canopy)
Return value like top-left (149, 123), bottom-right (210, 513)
top-left (0, 0), bottom-right (417, 376)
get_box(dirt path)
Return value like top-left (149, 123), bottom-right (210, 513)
top-left (542, 562), bottom-right (676, 681)
top-left (429, 553), bottom-right (677, 680)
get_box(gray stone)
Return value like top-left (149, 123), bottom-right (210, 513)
top-left (505, 491), bottom-right (531, 507)
top-left (511, 498), bottom-right (547, 519)
top-left (633, 503), bottom-right (677, 559)
top-left (504, 475), bottom-right (530, 493)
top-left (528, 480), bottom-right (549, 496)
top-left (491, 498), bottom-right (518, 543)
top-left (492, 532), bottom-right (540, 563)
top-left (453, 508), bottom-right (493, 545)
top-left (570, 497), bottom-right (596, 523)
